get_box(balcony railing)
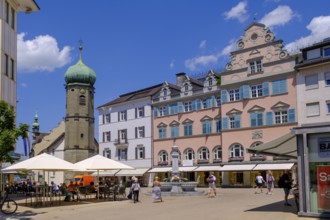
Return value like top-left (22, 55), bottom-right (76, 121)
top-left (228, 156), bottom-right (244, 162)
top-left (114, 139), bottom-right (128, 146)
top-left (213, 158), bottom-right (222, 163)
top-left (158, 161), bottom-right (169, 166)
top-left (197, 159), bottom-right (209, 164)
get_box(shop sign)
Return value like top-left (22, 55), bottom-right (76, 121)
top-left (317, 166), bottom-right (330, 212)
top-left (318, 137), bottom-right (330, 158)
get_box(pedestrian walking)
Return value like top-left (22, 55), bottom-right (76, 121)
top-left (254, 172), bottom-right (266, 194)
top-left (281, 170), bottom-right (293, 206)
top-left (207, 172), bottom-right (216, 197)
top-left (131, 178), bottom-right (141, 203)
top-left (266, 170), bottom-right (275, 195)
top-left (152, 177), bottom-right (163, 202)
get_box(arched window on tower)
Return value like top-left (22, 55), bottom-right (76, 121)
top-left (79, 95), bottom-right (86, 105)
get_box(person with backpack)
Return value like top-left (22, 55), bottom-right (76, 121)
top-left (131, 178), bottom-right (141, 203)
top-left (281, 170), bottom-right (293, 206)
top-left (207, 172), bottom-right (216, 197)
top-left (266, 170), bottom-right (275, 195)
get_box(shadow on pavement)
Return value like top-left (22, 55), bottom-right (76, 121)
top-left (245, 198), bottom-right (298, 214)
top-left (1, 210), bottom-right (46, 220)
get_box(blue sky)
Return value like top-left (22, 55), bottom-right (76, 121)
top-left (15, 0), bottom-right (330, 155)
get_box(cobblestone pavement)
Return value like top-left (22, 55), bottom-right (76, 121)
top-left (2, 188), bottom-right (317, 220)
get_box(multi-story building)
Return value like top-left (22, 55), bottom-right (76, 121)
top-left (151, 71), bottom-right (222, 185)
top-left (294, 38), bottom-right (330, 218)
top-left (220, 22), bottom-right (297, 186)
top-left (0, 0), bottom-right (39, 111)
top-left (97, 84), bottom-right (162, 186)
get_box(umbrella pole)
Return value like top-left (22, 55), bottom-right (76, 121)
top-left (97, 170), bottom-right (99, 200)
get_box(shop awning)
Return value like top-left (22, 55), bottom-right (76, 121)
top-left (221, 164), bottom-right (256, 171)
top-left (179, 166), bottom-right (197, 172)
top-left (253, 163), bottom-right (295, 171)
top-left (194, 166), bottom-right (223, 171)
top-left (247, 132), bottom-right (297, 158)
top-left (91, 170), bottom-right (119, 176)
top-left (115, 168), bottom-right (150, 176)
top-left (148, 167), bottom-right (172, 173)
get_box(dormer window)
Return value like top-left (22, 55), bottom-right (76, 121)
top-left (208, 78), bottom-right (213, 87)
top-left (184, 83), bottom-right (189, 92)
top-left (249, 60), bottom-right (262, 73)
top-left (163, 89), bottom-right (167, 96)
top-left (323, 46), bottom-right (330, 57)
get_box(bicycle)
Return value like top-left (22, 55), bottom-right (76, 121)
top-left (0, 191), bottom-right (18, 214)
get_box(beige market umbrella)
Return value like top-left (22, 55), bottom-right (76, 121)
top-left (74, 155), bottom-right (134, 199)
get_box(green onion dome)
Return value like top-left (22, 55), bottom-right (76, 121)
top-left (64, 46), bottom-right (96, 85)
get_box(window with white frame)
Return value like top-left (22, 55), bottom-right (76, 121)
top-left (229, 115), bottom-right (242, 129)
top-left (104, 113), bottom-right (110, 124)
top-left (184, 83), bottom-right (189, 92)
top-left (158, 151), bottom-right (168, 162)
top-left (119, 111), bottom-right (127, 121)
top-left (306, 102), bottom-right (320, 117)
top-left (251, 84), bottom-right (263, 98)
top-left (184, 101), bottom-right (192, 112)
top-left (184, 149), bottom-right (195, 160)
top-left (208, 78), bottom-right (213, 87)
top-left (229, 144), bottom-right (244, 158)
top-left (229, 89), bottom-right (240, 101)
top-left (136, 146), bottom-right (145, 159)
top-left (274, 110), bottom-right (288, 124)
top-left (136, 126), bottom-right (145, 138)
top-left (213, 146), bottom-right (222, 160)
top-left (159, 106), bottom-right (165, 116)
top-left (103, 131), bottom-right (111, 142)
top-left (136, 107), bottom-right (145, 118)
top-left (249, 60), bottom-right (262, 73)
top-left (250, 142), bottom-right (262, 157)
top-left (119, 129), bottom-right (127, 143)
top-left (103, 148), bottom-right (111, 158)
top-left (325, 72), bottom-right (330, 86)
top-left (198, 147), bottom-right (209, 160)
top-left (305, 74), bottom-right (319, 90)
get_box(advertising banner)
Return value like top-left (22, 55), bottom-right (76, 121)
top-left (317, 166), bottom-right (330, 212)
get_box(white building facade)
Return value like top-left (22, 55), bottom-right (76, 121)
top-left (98, 85), bottom-right (162, 186)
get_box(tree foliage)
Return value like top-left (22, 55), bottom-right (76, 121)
top-left (0, 100), bottom-right (29, 163)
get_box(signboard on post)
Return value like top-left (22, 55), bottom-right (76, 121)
top-left (317, 166), bottom-right (330, 212)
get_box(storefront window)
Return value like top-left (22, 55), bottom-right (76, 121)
top-left (308, 134), bottom-right (330, 214)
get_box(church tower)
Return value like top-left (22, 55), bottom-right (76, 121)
top-left (63, 46), bottom-right (97, 163)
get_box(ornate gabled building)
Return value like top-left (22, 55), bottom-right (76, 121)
top-left (221, 22), bottom-right (297, 186)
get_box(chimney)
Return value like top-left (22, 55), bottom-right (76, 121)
top-left (176, 72), bottom-right (186, 87)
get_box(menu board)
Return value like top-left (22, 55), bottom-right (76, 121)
top-left (317, 166), bottom-right (330, 212)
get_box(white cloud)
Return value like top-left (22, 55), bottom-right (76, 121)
top-left (184, 40), bottom-right (236, 71)
top-left (285, 15), bottom-right (330, 53)
top-left (169, 60), bottom-right (175, 69)
top-left (259, 5), bottom-right (296, 29)
top-left (17, 33), bottom-right (72, 73)
top-left (199, 40), bottom-right (206, 49)
top-left (224, 1), bottom-right (249, 23)
top-left (20, 83), bottom-right (27, 88)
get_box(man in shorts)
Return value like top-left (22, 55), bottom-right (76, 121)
top-left (207, 172), bottom-right (216, 197)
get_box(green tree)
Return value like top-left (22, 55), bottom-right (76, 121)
top-left (0, 100), bottom-right (29, 163)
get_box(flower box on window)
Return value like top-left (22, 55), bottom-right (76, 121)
top-left (158, 161), bottom-right (168, 166)
top-left (228, 156), bottom-right (244, 162)
top-left (197, 159), bottom-right (209, 164)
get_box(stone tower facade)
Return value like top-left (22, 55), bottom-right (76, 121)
top-left (64, 46), bottom-right (97, 163)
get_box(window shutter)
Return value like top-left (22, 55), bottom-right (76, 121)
top-left (222, 117), bottom-right (228, 130)
top-left (242, 85), bottom-right (250, 99)
top-left (153, 107), bottom-right (158, 118)
top-left (262, 82), bottom-right (269, 96)
top-left (135, 108), bottom-right (137, 118)
top-left (266, 112), bottom-right (273, 125)
top-left (178, 102), bottom-right (184, 113)
top-left (103, 150), bottom-right (106, 157)
top-left (257, 113), bottom-right (263, 126)
top-left (124, 149), bottom-right (128, 160)
top-left (102, 115), bottom-right (105, 124)
top-left (288, 108), bottom-right (295, 123)
top-left (196, 99), bottom-right (202, 110)
top-left (124, 129), bottom-right (128, 143)
top-left (135, 127), bottom-right (138, 138)
top-left (164, 105), bottom-right (169, 115)
top-left (142, 106), bottom-right (145, 117)
top-left (279, 79), bottom-right (287, 94)
top-left (142, 127), bottom-right (145, 137)
top-left (142, 147), bottom-right (145, 159)
top-left (118, 112), bottom-right (120, 121)
top-left (135, 147), bottom-right (138, 159)
top-left (234, 115), bottom-right (241, 128)
top-left (191, 100), bottom-right (196, 111)
top-left (250, 113), bottom-right (256, 127)
top-left (211, 96), bottom-right (216, 107)
top-left (118, 149), bottom-right (121, 160)
top-left (221, 90), bottom-right (228, 103)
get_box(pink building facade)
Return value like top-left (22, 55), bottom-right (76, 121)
top-left (220, 22), bottom-right (297, 186)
